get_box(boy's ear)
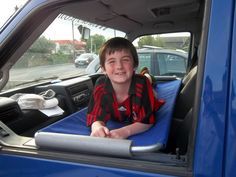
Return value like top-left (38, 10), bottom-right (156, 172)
top-left (101, 66), bottom-right (106, 73)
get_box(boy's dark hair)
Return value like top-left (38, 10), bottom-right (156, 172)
top-left (99, 37), bottom-right (139, 68)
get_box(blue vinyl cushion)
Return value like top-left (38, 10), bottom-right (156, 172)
top-left (38, 80), bottom-right (181, 147)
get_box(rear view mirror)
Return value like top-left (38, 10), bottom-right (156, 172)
top-left (78, 25), bottom-right (90, 40)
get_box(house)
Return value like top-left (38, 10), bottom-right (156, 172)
top-left (53, 40), bottom-right (86, 55)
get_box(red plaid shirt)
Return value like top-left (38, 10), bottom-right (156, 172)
top-left (86, 74), bottom-right (164, 126)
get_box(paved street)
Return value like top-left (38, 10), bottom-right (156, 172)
top-left (4, 63), bottom-right (87, 90)
top-left (10, 63), bottom-right (86, 81)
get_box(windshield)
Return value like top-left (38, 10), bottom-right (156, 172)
top-left (3, 14), bottom-right (125, 91)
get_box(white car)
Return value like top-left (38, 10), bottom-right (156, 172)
top-left (74, 53), bottom-right (98, 67)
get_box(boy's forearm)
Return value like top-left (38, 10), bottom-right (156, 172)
top-left (91, 121), bottom-right (152, 139)
top-left (120, 122), bottom-right (153, 137)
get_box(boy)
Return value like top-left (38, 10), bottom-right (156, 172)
top-left (87, 37), bottom-right (164, 139)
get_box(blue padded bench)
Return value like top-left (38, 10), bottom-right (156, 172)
top-left (35, 79), bottom-right (181, 157)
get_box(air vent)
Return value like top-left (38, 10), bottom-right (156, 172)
top-left (0, 107), bottom-right (21, 123)
top-left (0, 97), bottom-right (22, 123)
top-left (68, 84), bottom-right (88, 95)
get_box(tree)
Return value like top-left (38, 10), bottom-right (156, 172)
top-left (86, 34), bottom-right (106, 53)
top-left (182, 37), bottom-right (190, 51)
top-left (29, 36), bottom-right (56, 53)
top-left (154, 36), bottom-right (165, 47)
top-left (137, 36), bottom-right (165, 48)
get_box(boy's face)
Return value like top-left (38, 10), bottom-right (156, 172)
top-left (102, 49), bottom-right (134, 85)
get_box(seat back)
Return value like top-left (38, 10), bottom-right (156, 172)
top-left (173, 66), bottom-right (197, 119)
top-left (167, 65), bottom-right (197, 154)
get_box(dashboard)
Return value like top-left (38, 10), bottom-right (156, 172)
top-left (0, 75), bottom-right (95, 137)
top-left (35, 76), bottom-right (93, 114)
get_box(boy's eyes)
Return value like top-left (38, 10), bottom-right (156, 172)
top-left (122, 58), bottom-right (131, 62)
top-left (106, 60), bottom-right (116, 64)
top-left (106, 57), bottom-right (132, 65)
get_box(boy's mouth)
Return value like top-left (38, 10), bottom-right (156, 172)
top-left (115, 72), bottom-right (125, 75)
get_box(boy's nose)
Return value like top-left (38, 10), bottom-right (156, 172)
top-left (116, 60), bottom-right (123, 68)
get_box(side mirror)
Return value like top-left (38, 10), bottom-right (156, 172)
top-left (78, 25), bottom-right (90, 40)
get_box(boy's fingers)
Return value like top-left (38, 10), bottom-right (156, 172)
top-left (104, 127), bottom-right (110, 136)
top-left (97, 130), bottom-right (106, 137)
top-left (91, 126), bottom-right (110, 137)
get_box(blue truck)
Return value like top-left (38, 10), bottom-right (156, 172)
top-left (0, 0), bottom-right (235, 177)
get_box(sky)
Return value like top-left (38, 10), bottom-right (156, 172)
top-left (0, 0), bottom-right (28, 28)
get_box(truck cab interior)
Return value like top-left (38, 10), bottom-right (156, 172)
top-left (0, 0), bottom-right (208, 175)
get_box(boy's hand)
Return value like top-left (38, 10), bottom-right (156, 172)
top-left (109, 128), bottom-right (130, 139)
top-left (90, 121), bottom-right (110, 137)
top-left (109, 123), bottom-right (152, 139)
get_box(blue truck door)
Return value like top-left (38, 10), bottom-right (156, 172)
top-left (224, 1), bottom-right (236, 176)
top-left (193, 0), bottom-right (235, 177)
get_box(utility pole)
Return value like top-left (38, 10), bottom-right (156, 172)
top-left (90, 37), bottom-right (93, 53)
top-left (72, 19), bottom-right (76, 59)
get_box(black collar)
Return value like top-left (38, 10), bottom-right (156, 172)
top-left (104, 74), bottom-right (136, 96)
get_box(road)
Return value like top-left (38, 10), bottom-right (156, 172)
top-left (4, 63), bottom-right (87, 90)
top-left (10, 63), bottom-right (87, 81)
